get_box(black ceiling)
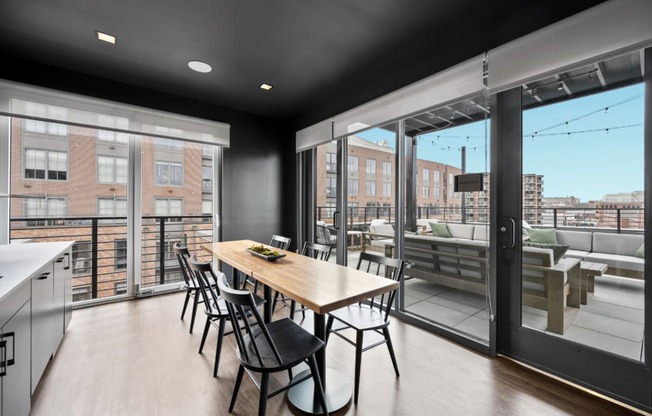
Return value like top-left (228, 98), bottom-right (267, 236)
top-left (0, 0), bottom-right (608, 124)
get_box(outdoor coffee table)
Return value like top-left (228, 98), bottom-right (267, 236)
top-left (580, 261), bottom-right (608, 304)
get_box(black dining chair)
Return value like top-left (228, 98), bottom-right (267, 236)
top-left (174, 242), bottom-right (206, 334)
top-left (243, 235), bottom-right (292, 292)
top-left (272, 241), bottom-right (331, 320)
top-left (325, 252), bottom-right (404, 404)
top-left (187, 256), bottom-right (264, 377)
top-left (217, 274), bottom-right (328, 416)
top-left (187, 256), bottom-right (231, 377)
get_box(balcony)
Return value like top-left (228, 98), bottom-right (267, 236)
top-left (9, 214), bottom-right (213, 303)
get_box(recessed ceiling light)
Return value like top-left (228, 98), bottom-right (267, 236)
top-left (260, 83), bottom-right (273, 91)
top-left (96, 31), bottom-right (116, 44)
top-left (188, 61), bottom-right (212, 73)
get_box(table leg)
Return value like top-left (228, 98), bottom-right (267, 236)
top-left (263, 285), bottom-right (272, 324)
top-left (287, 313), bottom-right (352, 414)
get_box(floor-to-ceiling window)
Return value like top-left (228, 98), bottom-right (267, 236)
top-left (519, 51), bottom-right (645, 359)
top-left (1, 82), bottom-right (228, 304)
top-left (400, 94), bottom-right (491, 344)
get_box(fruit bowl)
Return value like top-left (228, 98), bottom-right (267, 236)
top-left (246, 245), bottom-right (286, 261)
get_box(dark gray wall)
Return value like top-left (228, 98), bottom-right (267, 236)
top-left (0, 57), bottom-right (297, 247)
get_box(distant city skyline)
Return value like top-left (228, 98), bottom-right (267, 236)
top-left (358, 83), bottom-right (644, 203)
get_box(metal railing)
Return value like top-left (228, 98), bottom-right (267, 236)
top-left (9, 215), bottom-right (213, 302)
top-left (316, 205), bottom-right (644, 232)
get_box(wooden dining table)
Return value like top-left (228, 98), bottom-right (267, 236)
top-left (202, 239), bottom-right (399, 414)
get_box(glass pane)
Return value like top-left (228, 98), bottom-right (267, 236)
top-left (401, 92), bottom-right (491, 344)
top-left (521, 50), bottom-right (644, 361)
top-left (354, 123), bottom-right (398, 267)
top-left (9, 117), bottom-right (130, 300)
top-left (315, 141), bottom-right (338, 262)
top-left (141, 136), bottom-right (213, 290)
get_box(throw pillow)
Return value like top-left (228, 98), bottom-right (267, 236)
top-left (430, 223), bottom-right (451, 238)
top-left (635, 243), bottom-right (644, 259)
top-left (525, 242), bottom-right (569, 264)
top-left (528, 228), bottom-right (558, 245)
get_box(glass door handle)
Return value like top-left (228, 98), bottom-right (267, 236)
top-left (500, 217), bottom-right (516, 249)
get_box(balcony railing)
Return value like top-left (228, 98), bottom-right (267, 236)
top-left (316, 205), bottom-right (644, 232)
top-left (9, 214), bottom-right (213, 303)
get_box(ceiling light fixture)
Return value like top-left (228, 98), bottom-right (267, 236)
top-left (188, 60), bottom-right (212, 73)
top-left (96, 31), bottom-right (116, 44)
top-left (260, 83), bottom-right (273, 91)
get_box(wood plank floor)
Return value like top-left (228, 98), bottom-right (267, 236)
top-left (31, 292), bottom-right (647, 416)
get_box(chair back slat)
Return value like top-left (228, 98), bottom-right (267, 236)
top-left (355, 252), bottom-right (404, 320)
top-left (301, 241), bottom-right (332, 261)
top-left (173, 243), bottom-right (194, 286)
top-left (217, 274), bottom-right (284, 367)
top-left (188, 256), bottom-right (221, 313)
top-left (270, 235), bottom-right (291, 250)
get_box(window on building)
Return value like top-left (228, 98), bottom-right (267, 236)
top-left (366, 180), bottom-right (376, 196)
top-left (114, 282), bottom-right (128, 296)
top-left (366, 159), bottom-right (376, 175)
top-left (382, 161), bottom-right (392, 176)
top-left (25, 149), bottom-right (67, 180)
top-left (115, 239), bottom-right (127, 270)
top-left (202, 164), bottom-right (212, 192)
top-left (434, 186), bottom-right (440, 199)
top-left (98, 197), bottom-right (127, 217)
top-left (383, 181), bottom-right (392, 196)
top-left (155, 161), bottom-right (183, 186)
top-left (97, 155), bottom-right (127, 184)
top-left (155, 198), bottom-right (183, 221)
top-left (202, 199), bottom-right (213, 219)
top-left (434, 170), bottom-right (440, 186)
top-left (24, 102), bottom-right (68, 136)
top-left (348, 155), bottom-right (359, 172)
top-left (423, 168), bottom-right (430, 182)
top-left (326, 201), bottom-right (336, 218)
top-left (348, 179), bottom-right (358, 195)
top-left (23, 197), bottom-right (67, 226)
top-left (154, 136), bottom-right (183, 150)
top-left (73, 286), bottom-right (92, 302)
top-left (423, 185), bottom-right (430, 198)
top-left (72, 241), bottom-right (91, 275)
top-left (348, 202), bottom-right (359, 218)
top-left (326, 152), bottom-right (337, 172)
top-left (326, 176), bottom-right (337, 197)
top-left (97, 115), bottom-right (129, 143)
top-left (448, 173), bottom-right (455, 198)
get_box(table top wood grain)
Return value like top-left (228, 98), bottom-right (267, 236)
top-left (202, 239), bottom-right (399, 315)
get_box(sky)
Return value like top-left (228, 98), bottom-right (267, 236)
top-left (358, 83), bottom-right (644, 203)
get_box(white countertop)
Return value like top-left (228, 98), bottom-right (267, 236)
top-left (0, 241), bottom-right (74, 302)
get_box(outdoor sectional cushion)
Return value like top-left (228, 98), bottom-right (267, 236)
top-left (370, 223), bottom-right (394, 238)
top-left (592, 232), bottom-right (644, 256)
top-left (446, 223), bottom-right (475, 240)
top-left (528, 228), bottom-right (558, 244)
top-left (556, 230), bottom-right (592, 259)
top-left (431, 223), bottom-right (451, 238)
top-left (584, 252), bottom-right (645, 273)
top-left (636, 244), bottom-right (645, 258)
top-left (472, 225), bottom-right (488, 241)
top-left (524, 242), bottom-right (569, 264)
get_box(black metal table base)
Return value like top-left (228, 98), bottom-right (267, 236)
top-left (287, 368), bottom-right (352, 414)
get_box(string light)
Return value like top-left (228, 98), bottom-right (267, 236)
top-left (524, 93), bottom-right (642, 137)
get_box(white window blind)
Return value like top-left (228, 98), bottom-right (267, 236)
top-left (332, 55), bottom-right (485, 139)
top-left (0, 80), bottom-right (230, 146)
top-left (296, 118), bottom-right (332, 153)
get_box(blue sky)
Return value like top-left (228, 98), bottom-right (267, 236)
top-left (359, 83), bottom-right (644, 202)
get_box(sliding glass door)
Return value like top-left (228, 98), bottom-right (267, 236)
top-left (497, 48), bottom-right (651, 407)
top-left (399, 94), bottom-right (492, 345)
